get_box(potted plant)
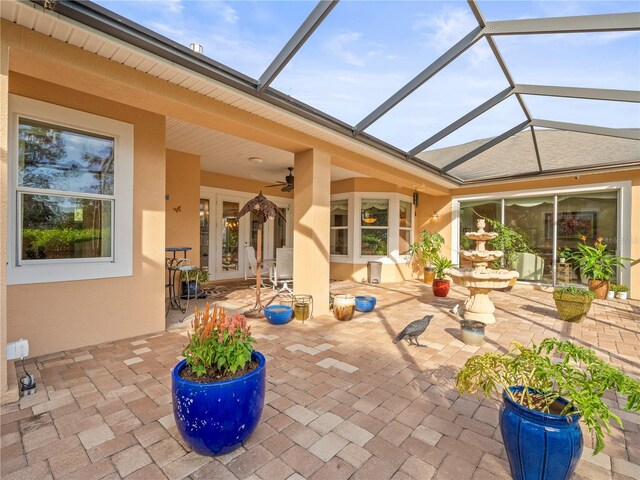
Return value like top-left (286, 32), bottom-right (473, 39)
top-left (484, 218), bottom-right (534, 270)
top-left (456, 339), bottom-right (640, 480)
top-left (172, 304), bottom-right (266, 455)
top-left (181, 267), bottom-right (209, 299)
top-left (553, 286), bottom-right (595, 322)
top-left (558, 247), bottom-right (572, 264)
top-left (568, 236), bottom-right (632, 299)
top-left (431, 255), bottom-right (453, 297)
top-left (616, 284), bottom-right (629, 300)
top-left (406, 231), bottom-right (444, 283)
top-left (606, 284), bottom-right (617, 300)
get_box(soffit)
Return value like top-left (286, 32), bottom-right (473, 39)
top-left (166, 116), bottom-right (365, 182)
top-left (1, 0), bottom-right (454, 191)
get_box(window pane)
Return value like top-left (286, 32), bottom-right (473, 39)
top-left (331, 200), bottom-right (349, 227)
top-left (459, 200), bottom-right (501, 258)
top-left (21, 194), bottom-right (112, 261)
top-left (399, 229), bottom-right (411, 256)
top-left (331, 229), bottom-right (348, 256)
top-left (556, 192), bottom-right (618, 286)
top-left (19, 119), bottom-right (114, 195)
top-left (221, 202), bottom-right (239, 271)
top-left (504, 196), bottom-right (555, 284)
top-left (361, 229), bottom-right (388, 256)
top-left (361, 199), bottom-right (388, 227)
top-left (400, 200), bottom-right (412, 228)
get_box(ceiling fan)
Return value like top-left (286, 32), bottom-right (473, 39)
top-left (265, 167), bottom-right (294, 192)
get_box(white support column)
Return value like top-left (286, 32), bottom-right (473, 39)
top-left (293, 149), bottom-right (331, 315)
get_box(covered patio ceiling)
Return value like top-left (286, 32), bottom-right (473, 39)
top-left (24, 0), bottom-right (640, 184)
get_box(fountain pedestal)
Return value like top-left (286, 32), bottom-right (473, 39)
top-left (445, 220), bottom-right (519, 326)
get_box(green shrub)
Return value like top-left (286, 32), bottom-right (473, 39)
top-left (554, 286), bottom-right (595, 299)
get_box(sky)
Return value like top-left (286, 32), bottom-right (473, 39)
top-left (95, 0), bottom-right (640, 152)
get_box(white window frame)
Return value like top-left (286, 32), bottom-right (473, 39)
top-left (8, 95), bottom-right (134, 285)
top-left (398, 199), bottom-right (413, 256)
top-left (451, 181), bottom-right (632, 288)
top-left (360, 197), bottom-right (390, 258)
top-left (330, 197), bottom-right (350, 257)
top-left (330, 192), bottom-right (413, 265)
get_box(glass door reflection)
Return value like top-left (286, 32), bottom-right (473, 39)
top-left (222, 201), bottom-right (239, 272)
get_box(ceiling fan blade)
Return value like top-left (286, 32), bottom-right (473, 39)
top-left (265, 182), bottom-right (285, 188)
top-left (282, 184), bottom-right (294, 192)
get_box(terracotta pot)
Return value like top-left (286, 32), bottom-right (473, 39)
top-left (424, 267), bottom-right (434, 284)
top-left (588, 279), bottom-right (609, 300)
top-left (432, 279), bottom-right (450, 297)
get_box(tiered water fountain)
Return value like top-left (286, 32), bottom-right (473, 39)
top-left (446, 219), bottom-right (519, 325)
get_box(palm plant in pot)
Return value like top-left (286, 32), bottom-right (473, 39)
top-left (568, 236), bottom-right (632, 299)
top-left (172, 303), bottom-right (266, 456)
top-left (406, 231), bottom-right (444, 283)
top-left (456, 339), bottom-right (640, 480)
top-left (431, 255), bottom-right (453, 297)
top-left (553, 286), bottom-right (595, 322)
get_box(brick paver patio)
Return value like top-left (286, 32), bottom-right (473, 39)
top-left (2, 281), bottom-right (639, 480)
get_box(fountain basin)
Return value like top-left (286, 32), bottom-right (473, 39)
top-left (446, 267), bottom-right (519, 290)
top-left (465, 232), bottom-right (498, 242)
top-left (460, 250), bottom-right (503, 263)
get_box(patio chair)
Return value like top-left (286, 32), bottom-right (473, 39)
top-left (270, 247), bottom-right (293, 293)
top-left (514, 252), bottom-right (545, 282)
top-left (244, 246), bottom-right (271, 287)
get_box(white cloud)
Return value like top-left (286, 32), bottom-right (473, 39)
top-left (325, 30), bottom-right (382, 67)
top-left (413, 7), bottom-right (490, 66)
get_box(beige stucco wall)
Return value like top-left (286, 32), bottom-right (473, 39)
top-left (166, 150), bottom-right (201, 265)
top-left (6, 74), bottom-right (166, 356)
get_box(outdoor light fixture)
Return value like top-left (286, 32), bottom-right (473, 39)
top-left (431, 211), bottom-right (439, 221)
top-left (413, 192), bottom-right (419, 207)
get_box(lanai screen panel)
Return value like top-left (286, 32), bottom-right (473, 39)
top-left (494, 32), bottom-right (640, 91)
top-left (270, 1), bottom-right (470, 125)
top-left (535, 127), bottom-right (640, 171)
top-left (93, 1), bottom-right (316, 79)
top-left (524, 96), bottom-right (640, 129)
top-left (364, 38), bottom-right (510, 152)
top-left (478, 0), bottom-right (640, 21)
top-left (447, 130), bottom-right (539, 181)
top-left (415, 95), bottom-right (526, 167)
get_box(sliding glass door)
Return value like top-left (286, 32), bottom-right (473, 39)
top-left (458, 190), bottom-right (620, 287)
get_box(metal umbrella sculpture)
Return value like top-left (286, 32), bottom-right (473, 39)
top-left (238, 192), bottom-right (286, 317)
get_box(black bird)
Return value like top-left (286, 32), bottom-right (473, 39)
top-left (394, 315), bottom-right (434, 347)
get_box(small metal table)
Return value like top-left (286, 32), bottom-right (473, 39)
top-left (165, 247), bottom-right (195, 315)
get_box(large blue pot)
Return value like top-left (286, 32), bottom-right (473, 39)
top-left (172, 351), bottom-right (266, 456)
top-left (501, 386), bottom-right (583, 480)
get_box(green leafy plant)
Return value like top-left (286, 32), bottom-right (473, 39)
top-left (558, 247), bottom-right (572, 260)
top-left (182, 304), bottom-right (255, 378)
top-left (431, 255), bottom-right (453, 280)
top-left (406, 231), bottom-right (444, 271)
top-left (616, 284), bottom-right (629, 293)
top-left (180, 266), bottom-right (209, 285)
top-left (456, 339), bottom-right (640, 454)
top-left (554, 285), bottom-right (595, 299)
top-left (484, 218), bottom-right (534, 269)
top-left (568, 237), bottom-right (632, 281)
top-left (609, 284), bottom-right (619, 293)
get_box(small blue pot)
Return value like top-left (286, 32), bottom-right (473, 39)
top-left (501, 386), bottom-right (583, 480)
top-left (172, 351), bottom-right (266, 456)
top-left (355, 295), bottom-right (377, 312)
top-left (264, 305), bottom-right (293, 325)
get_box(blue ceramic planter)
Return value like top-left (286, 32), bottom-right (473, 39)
top-left (501, 386), bottom-right (583, 480)
top-left (264, 305), bottom-right (293, 325)
top-left (172, 351), bottom-right (266, 456)
top-left (355, 295), bottom-right (377, 312)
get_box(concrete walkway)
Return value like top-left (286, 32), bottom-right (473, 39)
top-left (2, 281), bottom-right (639, 480)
